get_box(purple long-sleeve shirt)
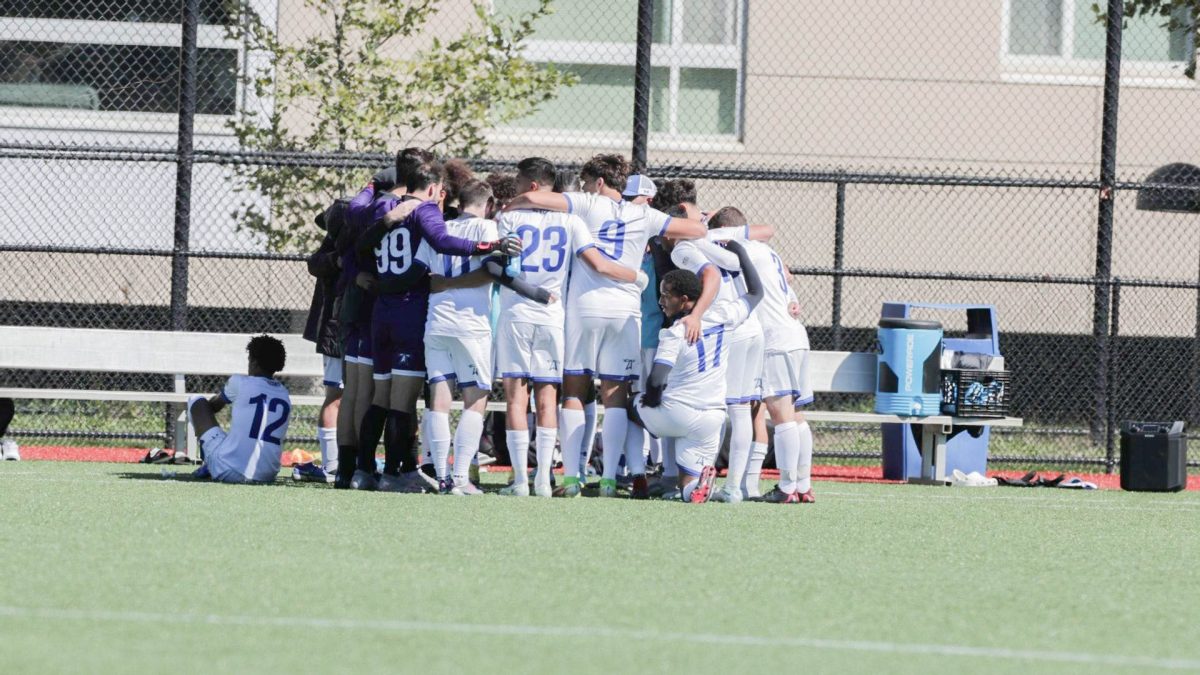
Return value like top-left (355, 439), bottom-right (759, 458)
top-left (356, 195), bottom-right (481, 297)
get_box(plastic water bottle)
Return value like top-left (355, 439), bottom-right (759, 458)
top-left (160, 469), bottom-right (177, 479)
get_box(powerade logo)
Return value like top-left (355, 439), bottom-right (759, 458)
top-left (904, 333), bottom-right (914, 392)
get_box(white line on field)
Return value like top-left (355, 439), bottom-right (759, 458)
top-left (819, 489), bottom-right (1200, 510)
top-left (0, 605), bottom-right (1196, 670)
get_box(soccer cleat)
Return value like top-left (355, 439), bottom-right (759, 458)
top-left (553, 477), bottom-right (582, 498)
top-left (689, 466), bottom-right (717, 504)
top-left (377, 473), bottom-right (408, 493)
top-left (630, 474), bottom-right (649, 500)
top-left (191, 463), bottom-right (211, 480)
top-left (437, 477), bottom-right (455, 495)
top-left (660, 488), bottom-right (683, 502)
top-left (291, 462), bottom-right (334, 484)
top-left (598, 478), bottom-right (618, 498)
top-left (757, 485), bottom-right (800, 504)
top-left (710, 485), bottom-right (743, 504)
top-left (1, 438), bottom-right (19, 461)
top-left (450, 478), bottom-right (484, 496)
top-left (350, 470), bottom-right (379, 491)
top-left (499, 481), bottom-right (530, 497)
top-left (416, 465), bottom-right (440, 491)
top-left (797, 489), bottom-right (815, 503)
top-left (533, 481), bottom-right (554, 498)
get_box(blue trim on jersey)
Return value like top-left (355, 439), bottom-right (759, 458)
top-left (500, 371), bottom-right (531, 380)
top-left (428, 374), bottom-right (455, 384)
top-left (457, 380), bottom-right (490, 392)
top-left (563, 368), bottom-right (594, 377)
top-left (659, 216), bottom-right (672, 237)
top-left (531, 376), bottom-right (563, 384)
top-left (725, 395), bottom-right (762, 404)
top-left (576, 243), bottom-right (597, 256)
top-left (323, 380), bottom-right (343, 389)
top-left (678, 463), bottom-right (702, 477)
top-left (794, 395), bottom-right (815, 408)
top-left (652, 359), bottom-right (674, 368)
top-left (598, 373), bottom-right (639, 382)
top-left (770, 389), bottom-right (804, 399)
top-left (218, 390), bottom-right (231, 404)
top-left (744, 224), bottom-right (750, 239)
top-left (564, 193), bottom-right (574, 214)
top-left (695, 261), bottom-right (712, 277)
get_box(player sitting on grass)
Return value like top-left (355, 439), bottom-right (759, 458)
top-left (188, 335), bottom-right (291, 484)
top-left (636, 240), bottom-right (763, 503)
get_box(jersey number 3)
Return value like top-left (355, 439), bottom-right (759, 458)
top-left (248, 394), bottom-right (290, 444)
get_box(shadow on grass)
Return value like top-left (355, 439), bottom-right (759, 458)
top-left (112, 471), bottom-right (330, 488)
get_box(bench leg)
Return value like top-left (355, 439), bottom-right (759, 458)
top-left (174, 409), bottom-right (199, 462)
top-left (908, 424), bottom-right (951, 486)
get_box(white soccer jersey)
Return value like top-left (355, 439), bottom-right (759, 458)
top-left (564, 192), bottom-right (672, 318)
top-left (653, 297), bottom-right (753, 410)
top-left (496, 208), bottom-right (595, 325)
top-left (217, 374), bottom-right (292, 481)
top-left (416, 215), bottom-right (498, 338)
top-left (708, 233), bottom-right (808, 353)
top-left (670, 239), bottom-right (763, 342)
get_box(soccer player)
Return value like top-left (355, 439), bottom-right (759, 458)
top-left (637, 240), bottom-right (764, 503)
top-left (504, 154), bottom-right (708, 498)
top-left (353, 159), bottom-right (520, 492)
top-left (623, 174), bottom-right (657, 205)
top-left (187, 335), bottom-right (292, 484)
top-left (494, 157), bottom-right (647, 497)
top-left (708, 207), bottom-right (815, 504)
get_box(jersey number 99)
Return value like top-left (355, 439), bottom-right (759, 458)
top-left (376, 229), bottom-right (412, 275)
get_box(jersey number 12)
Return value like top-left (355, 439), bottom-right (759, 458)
top-left (248, 394), bottom-right (290, 444)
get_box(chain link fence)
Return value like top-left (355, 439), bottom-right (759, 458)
top-left (2, 0), bottom-right (1199, 470)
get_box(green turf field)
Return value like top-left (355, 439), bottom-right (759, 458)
top-left (1, 462), bottom-right (1198, 673)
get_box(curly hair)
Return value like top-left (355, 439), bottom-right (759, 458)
top-left (660, 269), bottom-right (702, 302)
top-left (247, 334), bottom-right (287, 376)
top-left (580, 153), bottom-right (630, 193)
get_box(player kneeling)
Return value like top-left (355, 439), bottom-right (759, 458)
top-left (187, 335), bottom-right (292, 484)
top-left (636, 241), bottom-right (763, 503)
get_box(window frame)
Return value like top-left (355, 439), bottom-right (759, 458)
top-left (494, 0), bottom-right (748, 151)
top-left (1000, 0), bottom-right (1197, 88)
top-left (0, 0), bottom-right (276, 136)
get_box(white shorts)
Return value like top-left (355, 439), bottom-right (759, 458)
top-left (425, 333), bottom-right (493, 391)
top-left (726, 334), bottom-right (764, 404)
top-left (564, 314), bottom-right (640, 382)
top-left (323, 355), bottom-right (344, 389)
top-left (198, 427), bottom-right (254, 484)
top-left (632, 347), bottom-right (658, 394)
top-left (762, 348), bottom-right (814, 406)
top-left (495, 320), bottom-right (565, 384)
top-left (636, 400), bottom-right (725, 477)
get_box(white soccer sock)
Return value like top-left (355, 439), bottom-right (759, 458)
top-left (774, 421), bottom-right (800, 493)
top-left (661, 437), bottom-right (678, 479)
top-left (624, 421), bottom-right (647, 476)
top-left (724, 404), bottom-right (752, 491)
top-left (317, 426), bottom-right (338, 472)
top-left (559, 406), bottom-right (585, 483)
top-left (452, 410), bottom-right (485, 482)
top-left (427, 411), bottom-right (452, 479)
top-left (680, 477), bottom-right (698, 502)
top-left (600, 407), bottom-right (628, 481)
top-left (796, 421), bottom-right (813, 493)
top-left (743, 441), bottom-right (768, 497)
top-left (534, 427), bottom-right (557, 489)
top-left (647, 434), bottom-right (661, 465)
top-left (506, 429), bottom-right (530, 486)
top-left (581, 400), bottom-right (598, 478)
top-left (420, 413), bottom-right (433, 467)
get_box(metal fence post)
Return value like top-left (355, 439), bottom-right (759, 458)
top-left (832, 180), bottom-right (846, 350)
top-left (630, 0), bottom-right (654, 173)
top-left (1090, 0), bottom-right (1123, 447)
top-left (1106, 278), bottom-right (1121, 473)
top-left (167, 0), bottom-right (200, 447)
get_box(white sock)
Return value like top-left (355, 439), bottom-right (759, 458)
top-left (661, 437), bottom-right (678, 479)
top-left (559, 406), bottom-right (585, 483)
top-left (534, 426), bottom-right (557, 488)
top-left (317, 426), bottom-right (338, 472)
top-left (452, 410), bottom-right (485, 482)
top-left (624, 421), bottom-right (647, 475)
top-left (420, 413), bottom-right (433, 466)
top-left (600, 407), bottom-right (628, 481)
top-left (427, 411), bottom-right (452, 479)
top-left (581, 400), bottom-right (598, 478)
top-left (647, 434), bottom-right (661, 465)
top-left (680, 477), bottom-right (698, 502)
top-left (724, 404), bottom-right (752, 491)
top-left (796, 421), bottom-right (813, 493)
top-left (774, 421), bottom-right (800, 494)
top-left (743, 441), bottom-right (768, 497)
top-left (506, 429), bottom-right (530, 486)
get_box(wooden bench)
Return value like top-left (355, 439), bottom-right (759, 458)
top-left (0, 326), bottom-right (1021, 482)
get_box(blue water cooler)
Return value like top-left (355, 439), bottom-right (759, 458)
top-left (880, 302), bottom-right (1001, 481)
top-left (875, 318), bottom-right (943, 417)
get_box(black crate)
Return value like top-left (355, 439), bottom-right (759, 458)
top-left (940, 369), bottom-right (1010, 417)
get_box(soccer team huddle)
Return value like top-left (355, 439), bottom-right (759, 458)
top-left (191, 149), bottom-right (816, 505)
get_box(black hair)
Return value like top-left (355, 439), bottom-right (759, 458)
top-left (486, 172), bottom-right (519, 208)
top-left (553, 169), bottom-right (580, 193)
top-left (661, 269), bottom-right (702, 302)
top-left (665, 204), bottom-right (689, 219)
top-left (395, 147), bottom-right (434, 189)
top-left (458, 179), bottom-right (494, 209)
top-left (247, 334), bottom-right (287, 376)
top-left (372, 166), bottom-right (397, 193)
top-left (580, 154), bottom-right (630, 193)
top-left (654, 178), bottom-right (697, 210)
top-left (406, 160), bottom-right (446, 193)
top-left (442, 158), bottom-right (475, 209)
top-left (707, 205), bottom-right (747, 230)
top-left (517, 157), bottom-right (558, 187)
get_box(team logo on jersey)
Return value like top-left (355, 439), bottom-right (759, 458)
top-left (624, 359), bottom-right (635, 372)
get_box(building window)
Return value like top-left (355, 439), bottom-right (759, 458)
top-left (496, 0), bottom-right (745, 143)
top-left (0, 0), bottom-right (254, 124)
top-left (1004, 0), bottom-right (1193, 82)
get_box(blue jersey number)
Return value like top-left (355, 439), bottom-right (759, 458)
top-left (598, 219), bottom-right (625, 261)
top-left (248, 393), bottom-right (290, 445)
top-left (693, 325), bottom-right (726, 373)
top-left (770, 252), bottom-right (788, 294)
top-left (442, 253), bottom-right (472, 278)
top-left (516, 224), bottom-right (568, 273)
top-left (375, 228), bottom-right (412, 275)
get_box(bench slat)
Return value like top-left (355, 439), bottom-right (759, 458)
top-left (808, 351), bottom-right (877, 394)
top-left (0, 388), bottom-right (507, 412)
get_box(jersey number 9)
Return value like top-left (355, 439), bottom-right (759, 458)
top-left (598, 219), bottom-right (625, 261)
top-left (376, 229), bottom-right (413, 275)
